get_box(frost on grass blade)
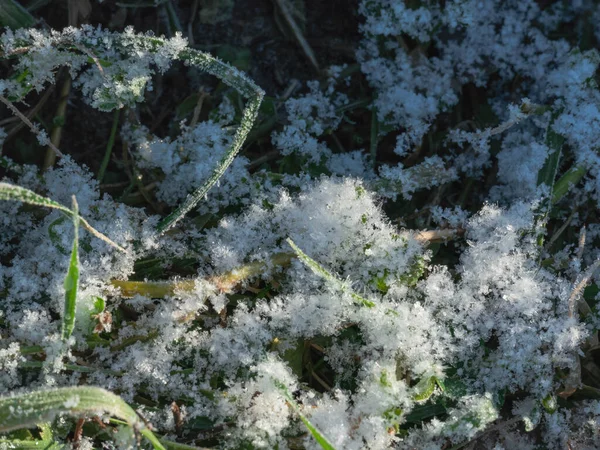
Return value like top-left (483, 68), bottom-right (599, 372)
top-left (286, 237), bottom-right (375, 307)
top-left (61, 196), bottom-right (79, 343)
top-left (156, 47), bottom-right (264, 234)
top-left (273, 380), bottom-right (337, 450)
top-left (0, 181), bottom-right (72, 214)
top-left (0, 386), bottom-right (166, 450)
top-left (0, 25), bottom-right (263, 234)
top-left (0, 182), bottom-right (126, 253)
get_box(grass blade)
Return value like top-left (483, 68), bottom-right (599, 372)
top-left (61, 196), bottom-right (80, 343)
top-left (273, 380), bottom-right (337, 450)
top-left (286, 238), bottom-right (375, 307)
top-left (536, 112), bottom-right (564, 189)
top-left (0, 182), bottom-right (126, 253)
top-left (97, 108), bottom-right (120, 183)
top-left (111, 252), bottom-right (295, 298)
top-left (0, 386), bottom-right (166, 450)
top-left (0, 0), bottom-right (35, 29)
top-left (0, 181), bottom-right (72, 214)
top-left (552, 164), bottom-right (587, 204)
top-left (156, 47), bottom-right (264, 233)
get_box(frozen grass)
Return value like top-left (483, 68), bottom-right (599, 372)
top-left (2, 1), bottom-right (600, 449)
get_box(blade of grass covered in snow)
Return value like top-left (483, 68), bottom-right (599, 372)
top-left (61, 196), bottom-right (79, 343)
top-left (286, 238), bottom-right (375, 307)
top-left (273, 380), bottom-right (337, 450)
top-left (111, 278), bottom-right (197, 298)
top-left (0, 386), bottom-right (165, 449)
top-left (0, 182), bottom-right (126, 253)
top-left (111, 252), bottom-right (295, 297)
top-left (156, 45), bottom-right (265, 234)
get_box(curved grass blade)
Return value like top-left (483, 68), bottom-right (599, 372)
top-left (286, 238), bottom-right (375, 307)
top-left (273, 380), bottom-right (336, 450)
top-left (0, 182), bottom-right (126, 253)
top-left (61, 196), bottom-right (80, 343)
top-left (156, 47), bottom-right (264, 234)
top-left (0, 386), bottom-right (166, 450)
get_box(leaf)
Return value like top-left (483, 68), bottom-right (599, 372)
top-left (0, 386), bottom-right (165, 450)
top-left (403, 403), bottom-right (447, 424)
top-left (92, 296), bottom-right (105, 315)
top-left (273, 380), bottom-right (337, 450)
top-left (61, 196), bottom-right (80, 343)
top-left (0, 0), bottom-right (35, 29)
top-left (412, 376), bottom-right (443, 402)
top-left (286, 238), bottom-right (375, 308)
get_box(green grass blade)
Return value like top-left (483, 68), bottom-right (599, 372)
top-left (156, 47), bottom-right (264, 234)
top-left (0, 386), bottom-right (165, 450)
top-left (536, 112), bottom-right (564, 189)
top-left (273, 380), bottom-right (337, 450)
top-left (61, 196), bottom-right (80, 343)
top-left (97, 108), bottom-right (120, 183)
top-left (297, 414), bottom-right (336, 450)
top-left (0, 182), bottom-right (126, 253)
top-left (0, 0), bottom-right (35, 29)
top-left (0, 182), bottom-right (73, 215)
top-left (286, 238), bottom-right (375, 307)
top-left (552, 164), bottom-right (587, 204)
